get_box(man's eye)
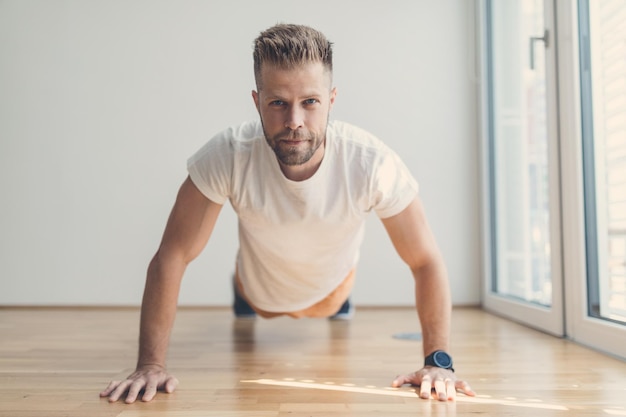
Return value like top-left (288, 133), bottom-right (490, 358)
top-left (304, 99), bottom-right (319, 105)
top-left (270, 100), bottom-right (285, 106)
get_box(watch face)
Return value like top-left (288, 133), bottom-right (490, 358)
top-left (433, 351), bottom-right (452, 368)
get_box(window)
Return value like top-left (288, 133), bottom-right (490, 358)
top-left (481, 0), bottom-right (564, 336)
top-left (580, 0), bottom-right (626, 324)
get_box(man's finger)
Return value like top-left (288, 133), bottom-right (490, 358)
top-left (391, 376), bottom-right (406, 388)
top-left (455, 379), bottom-right (476, 396)
top-left (433, 378), bottom-right (446, 401)
top-left (445, 378), bottom-right (456, 401)
top-left (419, 376), bottom-right (432, 399)
top-left (108, 380), bottom-right (132, 403)
top-left (165, 376), bottom-right (179, 393)
top-left (142, 380), bottom-right (158, 402)
top-left (391, 374), bottom-right (415, 388)
top-left (100, 380), bottom-right (119, 397)
top-left (125, 380), bottom-right (146, 404)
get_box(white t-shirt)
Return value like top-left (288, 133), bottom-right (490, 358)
top-left (187, 120), bottom-right (418, 312)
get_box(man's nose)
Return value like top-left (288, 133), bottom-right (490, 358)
top-left (285, 105), bottom-right (304, 130)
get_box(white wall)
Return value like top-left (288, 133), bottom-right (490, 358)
top-left (0, 0), bottom-right (480, 306)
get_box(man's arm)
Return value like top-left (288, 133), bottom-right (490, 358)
top-left (381, 197), bottom-right (474, 401)
top-left (100, 176), bottom-right (223, 403)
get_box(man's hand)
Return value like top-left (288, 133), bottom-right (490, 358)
top-left (100, 365), bottom-right (179, 403)
top-left (391, 367), bottom-right (475, 401)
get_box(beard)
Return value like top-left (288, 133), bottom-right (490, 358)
top-left (263, 125), bottom-right (327, 167)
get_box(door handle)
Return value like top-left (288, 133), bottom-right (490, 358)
top-left (530, 29), bottom-right (549, 70)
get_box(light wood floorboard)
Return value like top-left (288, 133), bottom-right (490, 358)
top-left (1, 307), bottom-right (625, 416)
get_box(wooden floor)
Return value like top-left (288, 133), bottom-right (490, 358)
top-left (1, 307), bottom-right (625, 417)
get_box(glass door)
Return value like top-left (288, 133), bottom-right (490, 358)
top-left (560, 0), bottom-right (626, 359)
top-left (583, 0), bottom-right (626, 326)
top-left (481, 0), bottom-right (564, 335)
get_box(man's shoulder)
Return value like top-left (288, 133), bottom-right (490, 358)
top-left (329, 120), bottom-right (372, 137)
top-left (189, 120), bottom-right (263, 163)
top-left (329, 120), bottom-right (388, 152)
top-left (221, 120), bottom-right (264, 143)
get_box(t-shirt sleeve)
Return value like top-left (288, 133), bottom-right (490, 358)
top-left (371, 149), bottom-right (419, 219)
top-left (186, 129), bottom-right (233, 205)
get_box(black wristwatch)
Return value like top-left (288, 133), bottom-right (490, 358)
top-left (424, 350), bottom-right (454, 372)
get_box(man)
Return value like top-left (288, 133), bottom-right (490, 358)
top-left (100, 23), bottom-right (475, 404)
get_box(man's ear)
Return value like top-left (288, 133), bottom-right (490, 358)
top-left (251, 90), bottom-right (260, 112)
top-left (329, 87), bottom-right (337, 109)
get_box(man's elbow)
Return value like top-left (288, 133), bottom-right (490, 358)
top-left (148, 246), bottom-right (193, 277)
top-left (409, 254), bottom-right (447, 281)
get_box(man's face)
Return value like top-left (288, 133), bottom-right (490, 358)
top-left (252, 62), bottom-right (336, 169)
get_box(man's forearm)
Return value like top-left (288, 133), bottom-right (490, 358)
top-left (412, 260), bottom-right (452, 357)
top-left (137, 252), bottom-right (186, 368)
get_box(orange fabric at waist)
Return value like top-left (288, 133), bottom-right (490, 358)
top-left (234, 268), bottom-right (355, 319)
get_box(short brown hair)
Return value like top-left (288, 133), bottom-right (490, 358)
top-left (253, 24), bottom-right (333, 89)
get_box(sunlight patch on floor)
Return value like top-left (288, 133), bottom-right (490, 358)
top-left (241, 378), bottom-right (569, 411)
